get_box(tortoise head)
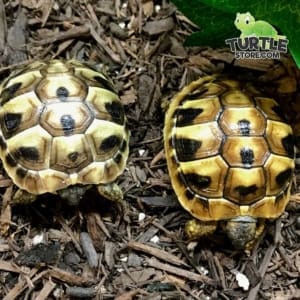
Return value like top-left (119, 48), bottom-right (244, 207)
top-left (224, 216), bottom-right (257, 249)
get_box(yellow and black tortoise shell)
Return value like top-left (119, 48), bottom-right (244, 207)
top-left (164, 76), bottom-right (295, 221)
top-left (0, 60), bottom-right (129, 195)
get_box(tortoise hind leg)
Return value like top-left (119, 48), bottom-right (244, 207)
top-left (12, 189), bottom-right (37, 205)
top-left (97, 183), bottom-right (127, 219)
top-left (96, 182), bottom-right (123, 203)
top-left (185, 219), bottom-right (218, 239)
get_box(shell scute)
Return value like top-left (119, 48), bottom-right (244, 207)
top-left (174, 122), bottom-right (223, 161)
top-left (40, 102), bottom-right (93, 136)
top-left (0, 71), bottom-right (42, 105)
top-left (264, 155), bottom-right (294, 196)
top-left (222, 137), bottom-right (269, 167)
top-left (176, 97), bottom-right (221, 127)
top-left (50, 135), bottom-right (92, 173)
top-left (0, 92), bottom-right (42, 138)
top-left (36, 75), bottom-right (87, 103)
top-left (221, 89), bottom-right (254, 107)
top-left (86, 120), bottom-right (125, 161)
top-left (266, 120), bottom-right (294, 156)
top-left (255, 97), bottom-right (285, 121)
top-left (219, 107), bottom-right (265, 135)
top-left (7, 126), bottom-right (52, 170)
top-left (224, 167), bottom-right (266, 205)
top-left (180, 155), bottom-right (228, 199)
top-left (74, 67), bottom-right (116, 93)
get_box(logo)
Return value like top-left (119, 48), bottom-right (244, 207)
top-left (225, 12), bottom-right (288, 59)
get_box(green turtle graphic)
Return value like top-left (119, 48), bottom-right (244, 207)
top-left (234, 12), bottom-right (286, 51)
top-left (234, 12), bottom-right (280, 39)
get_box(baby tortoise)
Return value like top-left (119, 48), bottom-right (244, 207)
top-left (0, 60), bottom-right (129, 205)
top-left (164, 76), bottom-right (295, 249)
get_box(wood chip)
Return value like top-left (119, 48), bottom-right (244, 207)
top-left (143, 17), bottom-right (175, 36)
top-left (170, 37), bottom-right (187, 57)
top-left (142, 1), bottom-right (154, 18)
top-left (0, 178), bottom-right (13, 187)
top-left (21, 0), bottom-right (40, 9)
top-left (56, 216), bottom-right (82, 254)
top-left (104, 241), bottom-right (115, 270)
top-left (147, 258), bottom-right (217, 286)
top-left (115, 289), bottom-right (147, 300)
top-left (139, 195), bottom-right (179, 208)
top-left (202, 49), bottom-right (235, 64)
top-left (137, 212), bottom-right (180, 243)
top-left (3, 268), bottom-right (39, 300)
top-left (34, 280), bottom-right (56, 300)
top-left (247, 244), bottom-right (276, 300)
top-left (39, 0), bottom-right (54, 26)
top-left (110, 23), bottom-right (128, 40)
top-left (188, 55), bottom-right (216, 73)
top-left (86, 3), bottom-right (104, 34)
top-left (0, 186), bottom-right (13, 235)
top-left (86, 212), bottom-right (111, 249)
top-left (0, 260), bottom-right (22, 273)
top-left (233, 58), bottom-right (274, 71)
top-left (120, 87), bottom-right (137, 105)
top-left (88, 23), bottom-right (121, 63)
top-left (138, 74), bottom-right (156, 113)
top-left (0, 244), bottom-right (9, 252)
top-left (0, 0), bottom-right (6, 53)
top-left (66, 286), bottom-right (97, 298)
top-left (48, 267), bottom-right (95, 286)
top-left (213, 255), bottom-right (226, 290)
top-left (244, 261), bottom-right (261, 287)
top-left (33, 25), bottom-right (90, 46)
top-left (6, 9), bottom-right (27, 64)
top-left (128, 240), bottom-right (188, 267)
top-left (80, 232), bottom-right (98, 269)
top-left (114, 267), bottom-right (161, 286)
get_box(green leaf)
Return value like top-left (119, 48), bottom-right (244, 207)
top-left (172, 0), bottom-right (300, 68)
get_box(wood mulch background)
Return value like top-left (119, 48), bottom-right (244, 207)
top-left (0, 1), bottom-right (299, 299)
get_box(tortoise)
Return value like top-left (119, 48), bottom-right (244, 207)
top-left (0, 59), bottom-right (129, 205)
top-left (164, 76), bottom-right (295, 249)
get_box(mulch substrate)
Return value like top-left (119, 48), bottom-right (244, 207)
top-left (0, 1), bottom-right (299, 299)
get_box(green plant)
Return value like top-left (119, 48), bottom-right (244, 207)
top-left (172, 0), bottom-right (300, 68)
